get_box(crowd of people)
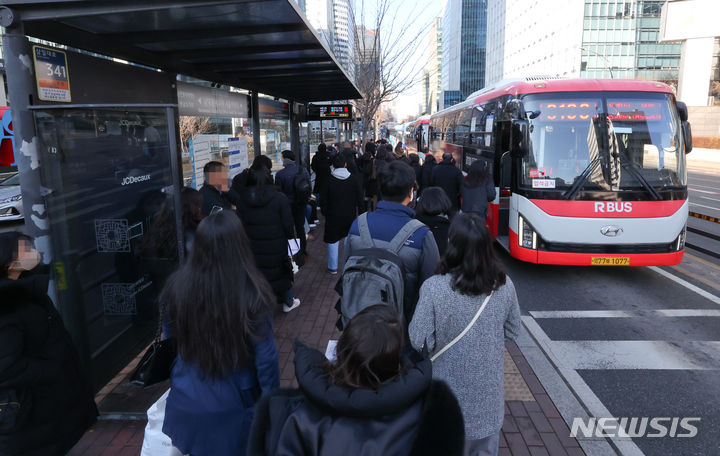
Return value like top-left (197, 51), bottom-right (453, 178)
top-left (0, 138), bottom-right (515, 456)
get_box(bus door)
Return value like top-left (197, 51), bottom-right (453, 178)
top-left (495, 119), bottom-right (513, 248)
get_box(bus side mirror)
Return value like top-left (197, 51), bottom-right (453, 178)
top-left (676, 101), bottom-right (689, 122)
top-left (511, 120), bottom-right (529, 157)
top-left (682, 121), bottom-right (693, 154)
top-left (500, 152), bottom-right (512, 188)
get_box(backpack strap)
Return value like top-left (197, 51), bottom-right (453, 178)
top-left (357, 213), bottom-right (375, 248)
top-left (388, 219), bottom-right (426, 254)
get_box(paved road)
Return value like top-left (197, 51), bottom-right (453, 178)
top-left (503, 249), bottom-right (720, 455)
top-left (688, 161), bottom-right (720, 219)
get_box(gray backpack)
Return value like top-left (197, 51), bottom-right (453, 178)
top-left (337, 213), bottom-right (425, 329)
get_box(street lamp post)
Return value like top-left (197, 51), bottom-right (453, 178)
top-left (580, 47), bottom-right (615, 78)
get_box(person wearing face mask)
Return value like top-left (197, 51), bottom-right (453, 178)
top-left (0, 232), bottom-right (98, 456)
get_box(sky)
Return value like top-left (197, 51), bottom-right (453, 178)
top-left (360, 0), bottom-right (445, 121)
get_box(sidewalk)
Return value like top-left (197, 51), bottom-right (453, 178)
top-left (69, 217), bottom-right (585, 456)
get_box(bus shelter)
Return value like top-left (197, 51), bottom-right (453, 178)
top-left (0, 0), bottom-right (360, 393)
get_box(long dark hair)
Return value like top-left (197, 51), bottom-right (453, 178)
top-left (437, 213), bottom-right (506, 296)
top-left (139, 188), bottom-right (203, 259)
top-left (464, 160), bottom-right (490, 188)
top-left (180, 187), bottom-right (204, 231)
top-left (160, 210), bottom-right (275, 379)
top-left (330, 305), bottom-right (404, 390)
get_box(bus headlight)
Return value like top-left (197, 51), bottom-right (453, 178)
top-left (675, 229), bottom-right (686, 251)
top-left (518, 215), bottom-right (538, 250)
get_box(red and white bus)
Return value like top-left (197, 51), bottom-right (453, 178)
top-left (405, 115), bottom-right (431, 154)
top-left (427, 78), bottom-right (693, 266)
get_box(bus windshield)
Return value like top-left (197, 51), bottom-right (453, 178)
top-left (520, 91), bottom-right (686, 193)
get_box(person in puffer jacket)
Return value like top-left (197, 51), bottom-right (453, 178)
top-left (247, 304), bottom-right (465, 456)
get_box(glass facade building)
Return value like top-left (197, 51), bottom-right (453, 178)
top-left (460, 0), bottom-right (487, 99)
top-left (442, 0), bottom-right (487, 109)
top-left (580, 0), bottom-right (682, 85)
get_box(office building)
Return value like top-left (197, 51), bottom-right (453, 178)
top-left (331, 0), bottom-right (355, 82)
top-left (441, 0), bottom-right (488, 109)
top-left (422, 17), bottom-right (443, 114)
top-left (486, 0), bottom-right (682, 87)
top-left (355, 26), bottom-right (380, 73)
top-left (305, 0), bottom-right (355, 82)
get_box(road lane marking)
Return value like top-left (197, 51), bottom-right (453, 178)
top-left (690, 188), bottom-right (719, 194)
top-left (549, 340), bottom-right (720, 370)
top-left (698, 195), bottom-right (720, 203)
top-left (689, 183), bottom-right (720, 192)
top-left (685, 252), bottom-right (720, 271)
top-left (670, 265), bottom-right (720, 292)
top-left (689, 202), bottom-right (720, 211)
top-left (522, 317), bottom-right (645, 456)
top-left (530, 309), bottom-right (720, 318)
top-left (649, 266), bottom-right (720, 306)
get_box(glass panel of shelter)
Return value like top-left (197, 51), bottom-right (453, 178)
top-left (34, 107), bottom-right (179, 385)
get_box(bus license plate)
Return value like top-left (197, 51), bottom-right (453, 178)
top-left (591, 257), bottom-right (630, 266)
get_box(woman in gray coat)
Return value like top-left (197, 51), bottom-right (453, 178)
top-left (409, 213), bottom-right (521, 456)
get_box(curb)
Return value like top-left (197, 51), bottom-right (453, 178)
top-left (689, 211), bottom-right (720, 224)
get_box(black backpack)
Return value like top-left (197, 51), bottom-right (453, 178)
top-left (293, 167), bottom-right (312, 204)
top-left (335, 213), bottom-right (425, 330)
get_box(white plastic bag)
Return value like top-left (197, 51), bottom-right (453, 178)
top-left (141, 390), bottom-right (183, 456)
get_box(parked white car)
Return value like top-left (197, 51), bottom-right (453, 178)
top-left (0, 173), bottom-right (23, 221)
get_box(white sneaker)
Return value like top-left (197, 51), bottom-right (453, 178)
top-left (283, 298), bottom-right (301, 313)
top-left (309, 223), bottom-right (317, 228)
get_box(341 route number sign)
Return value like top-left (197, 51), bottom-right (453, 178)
top-left (33, 46), bottom-right (72, 102)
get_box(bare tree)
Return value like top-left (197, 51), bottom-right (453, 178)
top-left (179, 116), bottom-right (213, 153)
top-left (350, 0), bottom-right (439, 142)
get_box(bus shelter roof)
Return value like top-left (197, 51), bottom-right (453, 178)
top-left (1, 0), bottom-right (361, 102)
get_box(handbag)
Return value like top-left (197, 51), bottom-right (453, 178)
top-left (430, 292), bottom-right (493, 363)
top-left (131, 303), bottom-right (177, 388)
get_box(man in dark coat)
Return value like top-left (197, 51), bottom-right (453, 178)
top-left (0, 233), bottom-right (98, 456)
top-left (200, 161), bottom-right (233, 216)
top-left (275, 150), bottom-right (311, 258)
top-left (409, 153), bottom-right (423, 187)
top-left (430, 152), bottom-right (464, 210)
top-left (420, 154), bottom-right (436, 194)
top-left (237, 168), bottom-right (298, 312)
top-left (321, 154), bottom-right (365, 273)
top-left (310, 143), bottom-right (332, 209)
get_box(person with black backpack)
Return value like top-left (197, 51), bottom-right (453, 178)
top-left (275, 150), bottom-right (312, 259)
top-left (338, 161), bottom-right (440, 329)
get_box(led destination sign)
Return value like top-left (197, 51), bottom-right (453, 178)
top-left (320, 105), bottom-right (352, 119)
